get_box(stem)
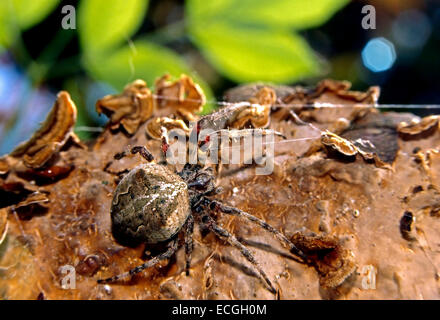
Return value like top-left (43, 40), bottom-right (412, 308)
top-left (41, 55), bottom-right (82, 80)
top-left (143, 20), bottom-right (186, 44)
top-left (9, 32), bottom-right (32, 67)
top-left (27, 29), bottom-right (75, 85)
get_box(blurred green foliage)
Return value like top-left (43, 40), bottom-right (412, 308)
top-left (79, 0), bottom-right (147, 54)
top-left (78, 0), bottom-right (213, 110)
top-left (0, 0), bottom-right (59, 48)
top-left (187, 0), bottom-right (349, 82)
top-left (0, 0), bottom-right (348, 117)
top-left (2, 0), bottom-right (438, 151)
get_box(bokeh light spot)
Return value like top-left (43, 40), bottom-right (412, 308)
top-left (362, 37), bottom-right (396, 73)
top-left (392, 10), bottom-right (431, 49)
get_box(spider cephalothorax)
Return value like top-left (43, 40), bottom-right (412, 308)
top-left (98, 145), bottom-right (307, 293)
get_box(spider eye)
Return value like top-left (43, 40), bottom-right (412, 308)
top-left (201, 215), bottom-right (209, 223)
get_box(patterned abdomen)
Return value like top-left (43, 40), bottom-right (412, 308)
top-left (111, 163), bottom-right (190, 244)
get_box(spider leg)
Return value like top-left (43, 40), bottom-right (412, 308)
top-left (187, 168), bottom-right (216, 194)
top-left (288, 110), bottom-right (322, 134)
top-left (216, 128), bottom-right (286, 140)
top-left (208, 199), bottom-right (308, 262)
top-left (202, 215), bottom-right (276, 294)
top-left (160, 127), bottom-right (170, 164)
top-left (184, 214), bottom-right (194, 276)
top-left (289, 109), bottom-right (309, 126)
top-left (198, 128), bottom-right (285, 157)
top-left (97, 238), bottom-right (178, 284)
top-left (131, 146), bottom-right (154, 162)
top-left (104, 146), bottom-right (154, 175)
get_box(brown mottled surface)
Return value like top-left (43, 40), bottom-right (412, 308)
top-left (1, 80), bottom-right (440, 300)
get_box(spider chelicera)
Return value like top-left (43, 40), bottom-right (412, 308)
top-left (97, 139), bottom-right (307, 294)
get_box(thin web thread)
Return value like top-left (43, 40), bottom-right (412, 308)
top-left (152, 94), bottom-right (440, 109)
top-left (218, 136), bottom-right (322, 152)
top-left (153, 94), bottom-right (440, 147)
top-left (78, 95), bottom-right (439, 147)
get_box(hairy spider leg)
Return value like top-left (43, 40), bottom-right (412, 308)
top-left (196, 128), bottom-right (285, 177)
top-left (187, 167), bottom-right (216, 195)
top-left (199, 128), bottom-right (286, 151)
top-left (131, 146), bottom-right (154, 162)
top-left (160, 127), bottom-right (170, 164)
top-left (209, 199), bottom-right (308, 262)
top-left (105, 146), bottom-right (155, 175)
top-left (288, 110), bottom-right (322, 134)
top-left (289, 109), bottom-right (310, 126)
top-left (217, 128), bottom-right (286, 139)
top-left (97, 238), bottom-right (179, 284)
top-left (201, 215), bottom-right (276, 294)
top-left (184, 214), bottom-right (194, 276)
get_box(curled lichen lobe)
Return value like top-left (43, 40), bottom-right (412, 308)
top-left (111, 163), bottom-right (190, 245)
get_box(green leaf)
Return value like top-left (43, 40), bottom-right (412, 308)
top-left (189, 21), bottom-right (322, 83)
top-left (84, 40), bottom-right (215, 113)
top-left (79, 0), bottom-right (148, 54)
top-left (233, 0), bottom-right (349, 29)
top-left (186, 0), bottom-right (345, 83)
top-left (246, 0), bottom-right (350, 30)
top-left (11, 0), bottom-right (60, 29)
top-left (0, 0), bottom-right (59, 49)
top-left (187, 0), bottom-right (349, 30)
top-left (186, 0), bottom-right (234, 22)
top-left (0, 2), bottom-right (14, 49)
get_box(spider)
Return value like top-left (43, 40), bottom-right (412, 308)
top-left (97, 145), bottom-right (308, 293)
top-left (97, 129), bottom-right (307, 295)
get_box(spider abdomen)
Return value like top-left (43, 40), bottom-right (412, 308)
top-left (111, 163), bottom-right (190, 244)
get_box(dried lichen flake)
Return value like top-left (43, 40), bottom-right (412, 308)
top-left (0, 208), bottom-right (8, 245)
top-left (291, 232), bottom-right (356, 288)
top-left (398, 115), bottom-right (440, 137)
top-left (230, 87), bottom-right (274, 129)
top-left (321, 131), bottom-right (358, 156)
top-left (0, 157), bottom-right (10, 175)
top-left (321, 130), bottom-right (392, 168)
top-left (15, 191), bottom-right (50, 209)
top-left (96, 80), bottom-right (154, 135)
top-left (146, 117), bottom-right (190, 140)
top-left (10, 91), bottom-right (78, 169)
top-left (154, 74), bottom-right (206, 113)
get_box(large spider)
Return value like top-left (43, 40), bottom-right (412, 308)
top-left (97, 141), bottom-right (307, 294)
